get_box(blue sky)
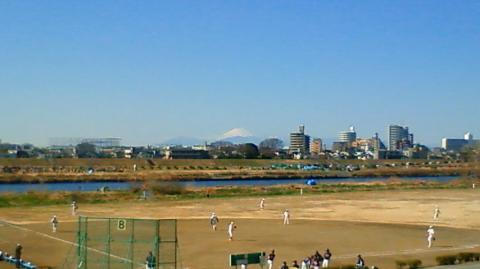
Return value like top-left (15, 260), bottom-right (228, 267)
top-left (1, 1), bottom-right (479, 146)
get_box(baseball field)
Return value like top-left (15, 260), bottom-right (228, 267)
top-left (1, 188), bottom-right (480, 269)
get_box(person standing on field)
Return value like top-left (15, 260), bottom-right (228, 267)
top-left (210, 212), bottom-right (219, 231)
top-left (51, 215), bottom-right (59, 233)
top-left (260, 198), bottom-right (265, 210)
top-left (322, 249), bottom-right (332, 268)
top-left (267, 250), bottom-right (275, 269)
top-left (433, 206), bottom-right (440, 220)
top-left (71, 201), bottom-right (78, 216)
top-left (228, 221), bottom-right (236, 241)
top-left (355, 255), bottom-right (365, 269)
top-left (427, 225), bottom-right (435, 248)
top-left (283, 209), bottom-right (290, 225)
top-left (145, 251), bottom-right (156, 269)
top-left (15, 243), bottom-right (22, 269)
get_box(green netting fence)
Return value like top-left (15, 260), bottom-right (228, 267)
top-left (73, 216), bottom-right (177, 269)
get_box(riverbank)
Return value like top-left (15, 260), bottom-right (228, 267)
top-left (0, 158), bottom-right (478, 183)
top-left (0, 167), bottom-right (475, 183)
top-left (0, 177), bottom-right (477, 208)
top-left (0, 165), bottom-right (478, 183)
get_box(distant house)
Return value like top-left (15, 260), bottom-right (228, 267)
top-left (0, 143), bottom-right (18, 158)
top-left (164, 147), bottom-right (209, 159)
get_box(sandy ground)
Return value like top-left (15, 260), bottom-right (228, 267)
top-left (0, 188), bottom-right (480, 269)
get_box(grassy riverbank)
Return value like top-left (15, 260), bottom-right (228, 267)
top-left (0, 177), bottom-right (477, 208)
top-left (0, 158), bottom-right (478, 183)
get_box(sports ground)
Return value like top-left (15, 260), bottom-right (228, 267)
top-left (1, 188), bottom-right (480, 269)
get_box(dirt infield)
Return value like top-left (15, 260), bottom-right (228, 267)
top-left (0, 189), bottom-right (479, 269)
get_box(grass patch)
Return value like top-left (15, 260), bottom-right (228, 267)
top-left (0, 179), bottom-right (478, 208)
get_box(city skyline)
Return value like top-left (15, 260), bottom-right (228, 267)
top-left (2, 125), bottom-right (478, 149)
top-left (1, 1), bottom-right (479, 146)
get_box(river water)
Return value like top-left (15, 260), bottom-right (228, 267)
top-left (0, 176), bottom-right (458, 193)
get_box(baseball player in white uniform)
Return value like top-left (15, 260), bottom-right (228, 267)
top-left (426, 225), bottom-right (435, 248)
top-left (51, 215), bottom-right (59, 233)
top-left (228, 221), bottom-right (236, 241)
top-left (72, 201), bottom-right (78, 216)
top-left (433, 206), bottom-right (440, 220)
top-left (210, 212), bottom-right (219, 231)
top-left (283, 209), bottom-right (290, 225)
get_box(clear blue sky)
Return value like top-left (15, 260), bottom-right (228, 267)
top-left (1, 1), bottom-right (479, 146)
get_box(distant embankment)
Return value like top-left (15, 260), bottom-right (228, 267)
top-left (0, 158), bottom-right (477, 183)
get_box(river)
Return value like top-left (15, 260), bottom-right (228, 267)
top-left (0, 176), bottom-right (459, 193)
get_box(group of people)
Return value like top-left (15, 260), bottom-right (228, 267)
top-left (208, 198), bottom-right (294, 241)
top-left (265, 249), bottom-right (366, 269)
top-left (426, 206), bottom-right (439, 248)
top-left (48, 201), bottom-right (78, 233)
top-left (299, 249), bottom-right (333, 269)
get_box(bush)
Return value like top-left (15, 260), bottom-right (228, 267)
top-left (458, 252), bottom-right (480, 263)
top-left (150, 182), bottom-right (187, 195)
top-left (406, 259), bottom-right (421, 269)
top-left (395, 260), bottom-right (406, 269)
top-left (474, 253), bottom-right (480, 261)
top-left (396, 259), bottom-right (422, 269)
top-left (436, 255), bottom-right (457, 265)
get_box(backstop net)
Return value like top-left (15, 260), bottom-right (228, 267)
top-left (75, 216), bottom-right (177, 269)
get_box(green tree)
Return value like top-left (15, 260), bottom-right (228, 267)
top-left (259, 138), bottom-right (284, 159)
top-left (238, 143), bottom-right (259, 159)
top-left (259, 138), bottom-right (284, 150)
top-left (76, 143), bottom-right (97, 158)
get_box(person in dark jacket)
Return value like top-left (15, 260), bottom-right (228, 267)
top-left (267, 250), bottom-right (276, 269)
top-left (355, 254), bottom-right (365, 269)
top-left (15, 244), bottom-right (22, 269)
top-left (322, 249), bottom-right (332, 268)
top-left (146, 251), bottom-right (156, 269)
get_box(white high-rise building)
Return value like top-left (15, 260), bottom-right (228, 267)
top-left (338, 126), bottom-right (357, 145)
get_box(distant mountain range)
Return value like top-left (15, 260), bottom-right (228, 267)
top-left (160, 128), bottom-right (263, 146)
top-left (216, 128), bottom-right (262, 144)
top-left (160, 136), bottom-right (205, 146)
top-left (218, 135), bottom-right (263, 145)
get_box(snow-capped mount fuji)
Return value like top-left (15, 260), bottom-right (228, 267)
top-left (218, 128), bottom-right (262, 144)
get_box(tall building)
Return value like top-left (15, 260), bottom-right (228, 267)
top-left (389, 125), bottom-right (413, 151)
top-left (289, 125), bottom-right (310, 155)
top-left (338, 126), bottom-right (357, 145)
top-left (310, 138), bottom-right (323, 155)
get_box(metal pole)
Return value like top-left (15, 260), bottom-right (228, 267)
top-left (155, 220), bottom-right (160, 269)
top-left (85, 217), bottom-right (88, 269)
top-left (107, 218), bottom-right (111, 269)
top-left (174, 219), bottom-right (178, 269)
top-left (130, 219), bottom-right (135, 269)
